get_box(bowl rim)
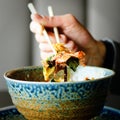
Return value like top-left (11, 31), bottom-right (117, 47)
top-left (4, 66), bottom-right (115, 85)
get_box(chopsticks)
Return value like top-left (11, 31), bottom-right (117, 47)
top-left (28, 3), bottom-right (56, 54)
top-left (48, 6), bottom-right (60, 43)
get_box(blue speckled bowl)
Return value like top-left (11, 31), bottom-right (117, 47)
top-left (4, 66), bottom-right (114, 120)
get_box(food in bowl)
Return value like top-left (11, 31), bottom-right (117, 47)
top-left (42, 43), bottom-right (85, 82)
top-left (4, 66), bottom-right (114, 120)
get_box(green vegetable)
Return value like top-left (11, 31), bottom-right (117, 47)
top-left (66, 57), bottom-right (79, 71)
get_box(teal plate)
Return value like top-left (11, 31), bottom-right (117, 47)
top-left (0, 106), bottom-right (120, 120)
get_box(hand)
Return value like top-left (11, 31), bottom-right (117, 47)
top-left (30, 14), bottom-right (106, 66)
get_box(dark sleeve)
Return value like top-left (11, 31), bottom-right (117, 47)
top-left (102, 38), bottom-right (120, 95)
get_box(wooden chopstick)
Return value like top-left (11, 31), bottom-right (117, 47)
top-left (28, 3), bottom-right (56, 54)
top-left (48, 6), bottom-right (60, 43)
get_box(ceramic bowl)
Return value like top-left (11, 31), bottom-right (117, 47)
top-left (4, 66), bottom-right (114, 120)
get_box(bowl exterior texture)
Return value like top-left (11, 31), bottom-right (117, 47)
top-left (4, 66), bottom-right (114, 120)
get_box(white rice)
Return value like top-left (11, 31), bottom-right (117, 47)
top-left (71, 66), bottom-right (106, 82)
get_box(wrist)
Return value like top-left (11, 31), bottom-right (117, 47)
top-left (85, 40), bottom-right (106, 66)
top-left (96, 40), bottom-right (106, 62)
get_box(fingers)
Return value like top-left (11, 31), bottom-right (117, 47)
top-left (30, 21), bottom-right (43, 34)
top-left (35, 31), bottom-right (78, 51)
top-left (32, 14), bottom-right (89, 49)
top-left (30, 13), bottom-right (79, 60)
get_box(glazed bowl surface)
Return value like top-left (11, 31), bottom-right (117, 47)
top-left (4, 66), bottom-right (114, 120)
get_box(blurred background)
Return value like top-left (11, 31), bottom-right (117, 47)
top-left (0, 0), bottom-right (120, 109)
